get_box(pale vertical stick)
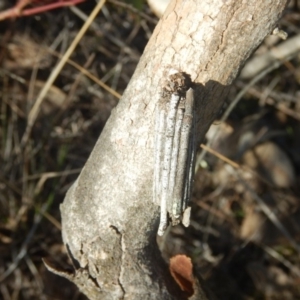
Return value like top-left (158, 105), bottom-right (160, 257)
top-left (168, 101), bottom-right (184, 213)
top-left (158, 93), bottom-right (180, 236)
top-left (183, 88), bottom-right (196, 222)
top-left (172, 88), bottom-right (194, 221)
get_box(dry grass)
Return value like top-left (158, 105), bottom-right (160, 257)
top-left (0, 1), bottom-right (300, 299)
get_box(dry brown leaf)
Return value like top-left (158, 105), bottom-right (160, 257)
top-left (169, 254), bottom-right (194, 297)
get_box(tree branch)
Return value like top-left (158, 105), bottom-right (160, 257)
top-left (49, 0), bottom-right (289, 299)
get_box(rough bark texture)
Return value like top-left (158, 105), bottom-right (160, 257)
top-left (51, 0), bottom-right (288, 299)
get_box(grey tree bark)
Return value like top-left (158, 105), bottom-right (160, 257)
top-left (45, 0), bottom-right (289, 299)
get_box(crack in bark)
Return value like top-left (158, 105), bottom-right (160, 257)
top-left (110, 225), bottom-right (126, 298)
